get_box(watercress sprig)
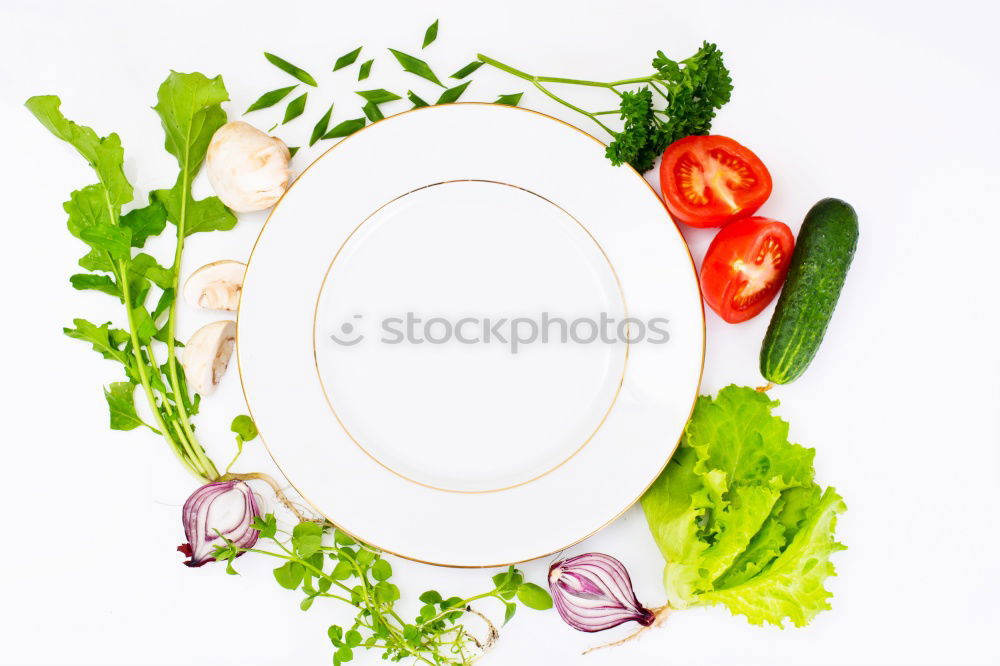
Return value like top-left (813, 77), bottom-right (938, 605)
top-left (217, 516), bottom-right (552, 665)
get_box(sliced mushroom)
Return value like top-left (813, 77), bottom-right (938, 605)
top-left (181, 320), bottom-right (237, 396)
top-left (183, 260), bottom-right (246, 311)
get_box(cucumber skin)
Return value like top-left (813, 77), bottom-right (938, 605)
top-left (760, 198), bottom-right (858, 384)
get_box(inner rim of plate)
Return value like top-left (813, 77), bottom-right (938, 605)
top-left (312, 180), bottom-right (629, 493)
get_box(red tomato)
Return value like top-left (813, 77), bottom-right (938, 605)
top-left (700, 216), bottom-right (794, 323)
top-left (659, 135), bottom-right (772, 228)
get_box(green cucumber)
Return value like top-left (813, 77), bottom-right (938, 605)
top-left (760, 197), bottom-right (858, 384)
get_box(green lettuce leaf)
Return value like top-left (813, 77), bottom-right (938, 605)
top-left (641, 385), bottom-right (846, 627)
top-left (641, 446), bottom-right (712, 605)
top-left (701, 487), bottom-right (846, 627)
top-left (687, 388), bottom-right (815, 491)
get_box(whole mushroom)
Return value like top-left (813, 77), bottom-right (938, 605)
top-left (206, 121), bottom-right (292, 212)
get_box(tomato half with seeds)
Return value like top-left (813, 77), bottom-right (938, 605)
top-left (660, 135), bottom-right (772, 228)
top-left (700, 216), bottom-right (794, 323)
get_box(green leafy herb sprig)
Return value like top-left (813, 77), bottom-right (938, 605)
top-left (477, 42), bottom-right (733, 172)
top-left (25, 72), bottom-right (240, 481)
top-left (216, 516), bottom-right (552, 665)
top-left (247, 19), bottom-right (526, 153)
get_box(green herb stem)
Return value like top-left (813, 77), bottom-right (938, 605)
top-left (116, 257), bottom-right (207, 479)
top-left (477, 54), bottom-right (625, 135)
top-left (164, 173), bottom-right (219, 481)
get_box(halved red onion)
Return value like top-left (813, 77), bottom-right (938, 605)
top-left (548, 552), bottom-right (655, 632)
top-left (178, 481), bottom-right (262, 567)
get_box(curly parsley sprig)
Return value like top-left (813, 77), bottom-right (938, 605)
top-left (477, 42), bottom-right (732, 172)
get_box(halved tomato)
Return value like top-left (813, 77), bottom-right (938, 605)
top-left (660, 135), bottom-right (772, 228)
top-left (700, 216), bottom-right (794, 323)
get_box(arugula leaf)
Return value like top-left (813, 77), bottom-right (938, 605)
top-left (104, 381), bottom-right (143, 431)
top-left (451, 61), bottom-right (483, 79)
top-left (264, 52), bottom-right (318, 86)
top-left (64, 184), bottom-right (130, 265)
top-left (152, 182), bottom-right (236, 236)
top-left (65, 185), bottom-right (113, 234)
top-left (310, 104), bottom-right (334, 146)
top-left (153, 72), bottom-right (227, 174)
top-left (333, 47), bottom-right (363, 71)
top-left (148, 73), bottom-right (236, 237)
top-left (245, 85), bottom-right (298, 114)
top-left (641, 385), bottom-right (845, 628)
top-left (282, 92), bottom-right (308, 124)
top-left (78, 248), bottom-right (114, 273)
top-left (129, 253), bottom-right (173, 290)
top-left (358, 59), bottom-right (373, 81)
top-left (388, 49), bottom-right (443, 87)
top-left (79, 222), bottom-right (132, 263)
top-left (436, 81), bottom-right (470, 105)
top-left (69, 273), bottom-right (119, 297)
top-left (64, 318), bottom-right (129, 363)
top-left (322, 118), bottom-right (366, 139)
top-left (120, 202), bottom-right (167, 248)
top-left (131, 306), bottom-right (157, 344)
top-left (422, 19), bottom-right (438, 48)
top-left (494, 92), bottom-right (523, 106)
top-left (151, 288), bottom-right (174, 321)
top-left (25, 95), bottom-right (133, 208)
top-left (355, 89), bottom-right (401, 104)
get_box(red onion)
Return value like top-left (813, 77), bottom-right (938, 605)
top-left (548, 552), bottom-right (656, 632)
top-left (177, 480), bottom-right (262, 567)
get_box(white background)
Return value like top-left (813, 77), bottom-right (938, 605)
top-left (1, 1), bottom-right (998, 664)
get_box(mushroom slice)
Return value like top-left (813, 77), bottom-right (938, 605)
top-left (183, 260), bottom-right (246, 311)
top-left (181, 320), bottom-right (237, 396)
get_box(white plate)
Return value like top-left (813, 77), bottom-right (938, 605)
top-left (237, 103), bottom-right (704, 567)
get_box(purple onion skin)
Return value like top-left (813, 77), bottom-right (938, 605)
top-left (178, 481), bottom-right (262, 567)
top-left (548, 552), bottom-right (655, 633)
